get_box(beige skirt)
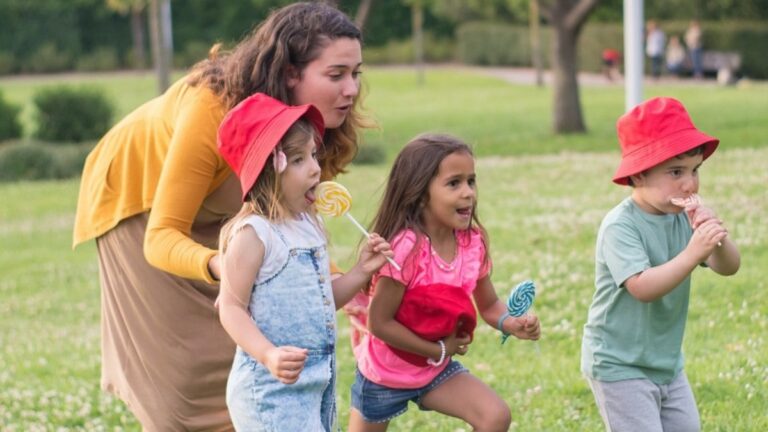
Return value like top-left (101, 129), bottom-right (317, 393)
top-left (96, 213), bottom-right (235, 431)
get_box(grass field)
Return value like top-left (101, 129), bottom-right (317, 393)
top-left (1, 68), bottom-right (766, 430)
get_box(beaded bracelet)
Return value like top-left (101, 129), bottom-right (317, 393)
top-left (497, 312), bottom-right (512, 337)
top-left (427, 339), bottom-right (446, 366)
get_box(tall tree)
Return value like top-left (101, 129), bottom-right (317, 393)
top-left (106, 0), bottom-right (148, 69)
top-left (539, 0), bottom-right (599, 133)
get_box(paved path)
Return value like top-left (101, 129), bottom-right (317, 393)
top-left (377, 63), bottom-right (728, 87)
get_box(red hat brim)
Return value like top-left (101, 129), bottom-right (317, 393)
top-left (612, 128), bottom-right (718, 185)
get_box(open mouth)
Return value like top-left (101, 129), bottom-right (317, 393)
top-left (456, 207), bottom-right (473, 217)
top-left (305, 184), bottom-right (318, 204)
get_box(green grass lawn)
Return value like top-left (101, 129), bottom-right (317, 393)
top-left (1, 69), bottom-right (766, 430)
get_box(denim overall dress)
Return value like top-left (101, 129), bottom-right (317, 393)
top-left (226, 221), bottom-right (337, 431)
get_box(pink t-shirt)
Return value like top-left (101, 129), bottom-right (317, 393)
top-left (355, 228), bottom-right (490, 389)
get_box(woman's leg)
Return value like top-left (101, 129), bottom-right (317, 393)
top-left (419, 372), bottom-right (511, 432)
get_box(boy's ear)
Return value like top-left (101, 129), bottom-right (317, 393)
top-left (286, 65), bottom-right (300, 89)
top-left (629, 172), bottom-right (645, 186)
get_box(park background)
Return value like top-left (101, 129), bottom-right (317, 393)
top-left (1, 0), bottom-right (767, 430)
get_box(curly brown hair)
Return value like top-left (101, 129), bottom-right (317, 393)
top-left (188, 2), bottom-right (372, 179)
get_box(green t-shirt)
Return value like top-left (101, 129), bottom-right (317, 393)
top-left (581, 197), bottom-right (698, 384)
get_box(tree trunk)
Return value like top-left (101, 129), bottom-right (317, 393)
top-left (355, 0), bottom-right (373, 30)
top-left (529, 0), bottom-right (544, 87)
top-left (543, 0), bottom-right (599, 134)
top-left (412, 1), bottom-right (424, 85)
top-left (551, 24), bottom-right (585, 133)
top-left (149, 0), bottom-right (171, 93)
top-left (130, 5), bottom-right (146, 69)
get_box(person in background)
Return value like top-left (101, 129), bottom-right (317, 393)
top-left (602, 48), bottom-right (621, 82)
top-left (685, 20), bottom-right (704, 79)
top-left (72, 3), bottom-right (370, 430)
top-left (666, 35), bottom-right (686, 77)
top-left (646, 20), bottom-right (666, 79)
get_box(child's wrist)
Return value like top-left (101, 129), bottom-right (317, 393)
top-left (427, 340), bottom-right (446, 366)
top-left (497, 312), bottom-right (512, 336)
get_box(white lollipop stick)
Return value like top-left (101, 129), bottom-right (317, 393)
top-left (345, 213), bottom-right (402, 271)
top-left (315, 181), bottom-right (401, 271)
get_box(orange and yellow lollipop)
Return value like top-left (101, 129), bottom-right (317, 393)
top-left (315, 181), bottom-right (401, 271)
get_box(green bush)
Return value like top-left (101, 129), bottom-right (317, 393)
top-left (0, 140), bottom-right (93, 182)
top-left (0, 90), bottom-right (23, 141)
top-left (52, 142), bottom-right (94, 178)
top-left (352, 143), bottom-right (386, 165)
top-left (0, 51), bottom-right (15, 75)
top-left (23, 43), bottom-right (73, 73)
top-left (0, 142), bottom-right (57, 181)
top-left (76, 47), bottom-right (120, 72)
top-left (33, 86), bottom-right (114, 143)
top-left (174, 41), bottom-right (213, 69)
top-left (363, 34), bottom-right (455, 65)
top-left (457, 22), bottom-right (537, 67)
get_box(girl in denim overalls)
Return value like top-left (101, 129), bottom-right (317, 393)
top-left (216, 93), bottom-right (393, 431)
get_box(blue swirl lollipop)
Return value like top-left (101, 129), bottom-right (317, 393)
top-left (499, 280), bottom-right (536, 344)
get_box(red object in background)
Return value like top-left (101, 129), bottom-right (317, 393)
top-left (602, 48), bottom-right (620, 63)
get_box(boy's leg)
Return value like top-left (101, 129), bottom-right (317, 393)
top-left (660, 372), bottom-right (700, 432)
top-left (419, 372), bottom-right (511, 432)
top-left (587, 377), bottom-right (663, 432)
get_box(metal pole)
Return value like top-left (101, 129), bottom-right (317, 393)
top-left (623, 0), bottom-right (643, 111)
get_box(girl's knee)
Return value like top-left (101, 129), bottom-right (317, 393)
top-left (472, 399), bottom-right (511, 432)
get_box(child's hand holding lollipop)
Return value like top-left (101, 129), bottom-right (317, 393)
top-left (498, 280), bottom-right (540, 344)
top-left (670, 193), bottom-right (723, 246)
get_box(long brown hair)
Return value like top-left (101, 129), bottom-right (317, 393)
top-left (370, 134), bottom-right (490, 279)
top-left (218, 118), bottom-right (321, 254)
top-left (188, 2), bottom-right (371, 179)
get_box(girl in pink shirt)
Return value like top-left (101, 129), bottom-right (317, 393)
top-left (348, 133), bottom-right (541, 432)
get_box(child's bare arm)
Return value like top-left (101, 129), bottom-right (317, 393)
top-left (218, 227), bottom-right (307, 384)
top-left (473, 276), bottom-right (540, 341)
top-left (368, 277), bottom-right (469, 359)
top-left (625, 217), bottom-right (730, 302)
top-left (331, 233), bottom-right (393, 309)
top-left (689, 204), bottom-right (740, 275)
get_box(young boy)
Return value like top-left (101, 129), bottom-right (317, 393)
top-left (581, 97), bottom-right (741, 432)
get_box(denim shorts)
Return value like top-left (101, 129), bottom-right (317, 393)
top-left (350, 360), bottom-right (468, 423)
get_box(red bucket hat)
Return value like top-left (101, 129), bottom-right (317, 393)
top-left (217, 93), bottom-right (325, 200)
top-left (612, 97), bottom-right (718, 185)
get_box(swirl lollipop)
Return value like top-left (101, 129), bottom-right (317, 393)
top-left (315, 181), bottom-right (401, 271)
top-left (499, 280), bottom-right (536, 345)
top-left (670, 194), bottom-right (721, 246)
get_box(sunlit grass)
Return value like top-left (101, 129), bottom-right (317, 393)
top-left (4, 147), bottom-right (765, 429)
top-left (1, 68), bottom-right (766, 429)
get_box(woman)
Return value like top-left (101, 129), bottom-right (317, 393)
top-left (73, 3), bottom-right (370, 430)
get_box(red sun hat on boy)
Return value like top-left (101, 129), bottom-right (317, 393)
top-left (217, 93), bottom-right (325, 200)
top-left (612, 97), bottom-right (719, 185)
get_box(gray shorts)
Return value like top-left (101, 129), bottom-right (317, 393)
top-left (586, 372), bottom-right (700, 432)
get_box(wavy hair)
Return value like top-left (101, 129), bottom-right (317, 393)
top-left (188, 2), bottom-right (372, 179)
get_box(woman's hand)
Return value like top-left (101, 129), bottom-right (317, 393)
top-left (262, 346), bottom-right (309, 385)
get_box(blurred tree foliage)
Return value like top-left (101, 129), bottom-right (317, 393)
top-left (0, 0), bottom-right (765, 74)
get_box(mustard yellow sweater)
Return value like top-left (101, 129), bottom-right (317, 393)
top-left (73, 78), bottom-right (231, 283)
